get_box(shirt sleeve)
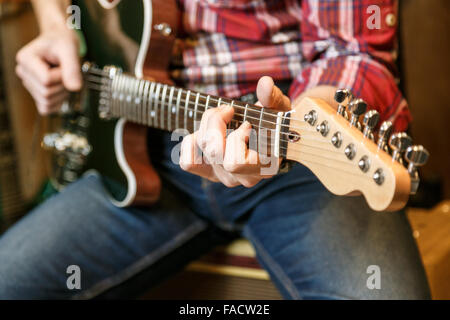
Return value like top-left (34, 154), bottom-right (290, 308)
top-left (289, 0), bottom-right (411, 131)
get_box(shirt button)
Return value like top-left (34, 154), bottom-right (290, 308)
top-left (385, 13), bottom-right (396, 27)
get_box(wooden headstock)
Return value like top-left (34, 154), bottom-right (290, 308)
top-left (286, 97), bottom-right (411, 212)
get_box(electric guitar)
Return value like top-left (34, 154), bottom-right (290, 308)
top-left (44, 0), bottom-right (428, 212)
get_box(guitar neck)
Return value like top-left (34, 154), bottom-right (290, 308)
top-left (87, 67), bottom-right (291, 158)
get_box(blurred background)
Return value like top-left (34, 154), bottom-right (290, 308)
top-left (0, 0), bottom-right (449, 299)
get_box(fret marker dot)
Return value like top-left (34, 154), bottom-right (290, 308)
top-left (151, 111), bottom-right (155, 117)
top-left (119, 94), bottom-right (124, 101)
top-left (126, 95), bottom-right (132, 102)
top-left (172, 107), bottom-right (176, 113)
top-left (135, 98), bottom-right (141, 104)
top-left (189, 110), bottom-right (193, 118)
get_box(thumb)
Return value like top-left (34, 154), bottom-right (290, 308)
top-left (256, 76), bottom-right (291, 111)
top-left (56, 40), bottom-right (82, 91)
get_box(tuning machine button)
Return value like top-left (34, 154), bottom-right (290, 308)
top-left (373, 168), bottom-right (385, 185)
top-left (304, 110), bottom-right (317, 126)
top-left (389, 132), bottom-right (412, 163)
top-left (344, 143), bottom-right (356, 160)
top-left (334, 89), bottom-right (353, 119)
top-left (358, 155), bottom-right (370, 172)
top-left (316, 120), bottom-right (329, 137)
top-left (348, 99), bottom-right (367, 130)
top-left (377, 121), bottom-right (393, 151)
top-left (331, 132), bottom-right (342, 148)
top-left (362, 110), bottom-right (380, 140)
top-left (405, 145), bottom-right (429, 194)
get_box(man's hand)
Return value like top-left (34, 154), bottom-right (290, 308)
top-left (16, 29), bottom-right (82, 115)
top-left (180, 76), bottom-right (291, 188)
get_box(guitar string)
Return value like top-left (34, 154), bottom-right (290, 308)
top-left (85, 75), bottom-right (304, 133)
top-left (91, 73), bottom-right (385, 156)
top-left (84, 75), bottom-right (390, 160)
top-left (86, 82), bottom-right (349, 153)
top-left (87, 73), bottom-right (378, 152)
top-left (83, 81), bottom-right (394, 174)
top-left (85, 82), bottom-right (383, 159)
top-left (86, 79), bottom-right (310, 139)
top-left (86, 82), bottom-right (393, 172)
top-left (85, 80), bottom-right (316, 139)
top-left (86, 77), bottom-right (321, 137)
top-left (85, 72), bottom-right (304, 125)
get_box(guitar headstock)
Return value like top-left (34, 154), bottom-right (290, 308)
top-left (285, 91), bottom-right (429, 212)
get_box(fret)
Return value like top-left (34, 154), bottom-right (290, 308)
top-left (134, 79), bottom-right (140, 123)
top-left (228, 100), bottom-right (235, 130)
top-left (137, 79), bottom-right (145, 124)
top-left (134, 79), bottom-right (141, 122)
top-left (217, 97), bottom-right (222, 108)
top-left (111, 76), bottom-right (119, 117)
top-left (194, 92), bottom-right (200, 131)
top-left (184, 90), bottom-right (191, 130)
top-left (205, 95), bottom-right (210, 111)
top-left (125, 78), bottom-right (136, 122)
top-left (153, 83), bottom-right (162, 128)
top-left (142, 80), bottom-right (150, 125)
top-left (114, 75), bottom-right (120, 117)
top-left (175, 88), bottom-right (182, 130)
top-left (125, 77), bottom-right (134, 121)
top-left (147, 82), bottom-right (156, 126)
top-left (126, 77), bottom-right (133, 119)
top-left (258, 107), bottom-right (264, 153)
top-left (118, 75), bottom-right (126, 118)
top-left (160, 84), bottom-right (168, 130)
top-left (167, 86), bottom-right (175, 131)
top-left (243, 103), bottom-right (249, 123)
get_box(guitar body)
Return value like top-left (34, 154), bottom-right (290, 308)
top-left (77, 0), bottom-right (179, 206)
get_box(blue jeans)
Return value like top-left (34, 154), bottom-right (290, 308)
top-left (0, 159), bottom-right (430, 299)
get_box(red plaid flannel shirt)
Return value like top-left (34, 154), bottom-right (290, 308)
top-left (179, 0), bottom-right (411, 131)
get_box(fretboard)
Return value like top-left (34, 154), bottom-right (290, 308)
top-left (92, 72), bottom-right (290, 158)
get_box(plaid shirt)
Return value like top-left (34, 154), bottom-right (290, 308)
top-left (178, 0), bottom-right (411, 131)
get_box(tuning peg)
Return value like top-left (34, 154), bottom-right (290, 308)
top-left (377, 121), bottom-right (393, 151)
top-left (334, 89), bottom-right (353, 119)
top-left (405, 145), bottom-right (429, 194)
top-left (362, 110), bottom-right (380, 140)
top-left (388, 132), bottom-right (412, 163)
top-left (348, 99), bottom-right (367, 130)
top-left (405, 145), bottom-right (429, 174)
